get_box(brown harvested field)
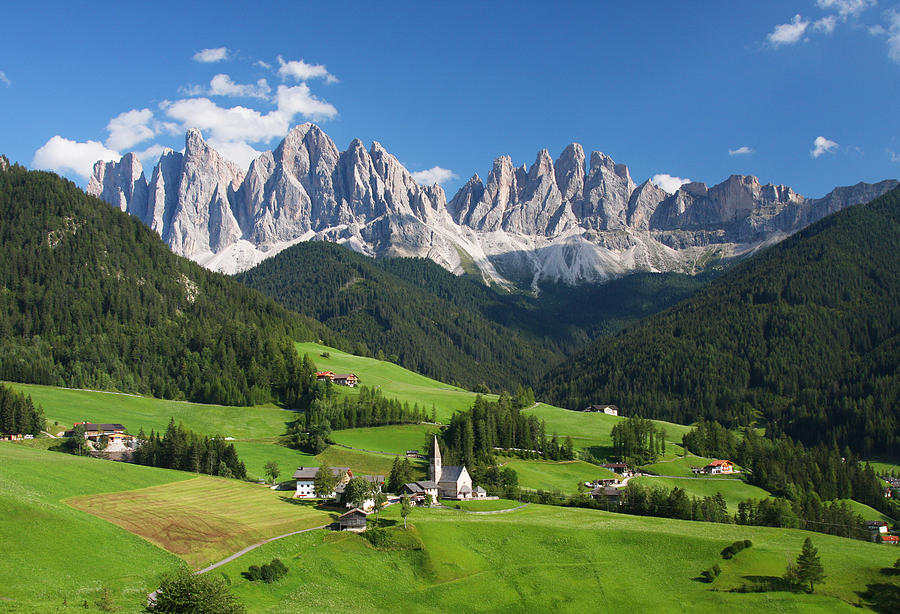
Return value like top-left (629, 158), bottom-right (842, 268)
top-left (67, 476), bottom-right (333, 568)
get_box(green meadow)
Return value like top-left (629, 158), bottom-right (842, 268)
top-left (296, 342), bottom-right (493, 422)
top-left (441, 498), bottom-right (523, 512)
top-left (0, 443), bottom-right (187, 613)
top-left (501, 457), bottom-right (617, 493)
top-left (5, 381), bottom-right (293, 439)
top-left (838, 498), bottom-right (897, 523)
top-left (630, 475), bottom-right (772, 511)
top-left (316, 444), bottom-right (425, 478)
top-left (216, 502), bottom-right (898, 613)
top-left (330, 423), bottom-right (437, 454)
top-left (642, 454), bottom-right (745, 477)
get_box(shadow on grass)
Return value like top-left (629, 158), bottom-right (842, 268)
top-left (857, 583), bottom-right (900, 613)
top-left (725, 576), bottom-right (802, 594)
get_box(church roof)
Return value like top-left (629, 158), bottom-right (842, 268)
top-left (439, 466), bottom-right (466, 482)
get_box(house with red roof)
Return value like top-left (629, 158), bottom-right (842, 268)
top-left (702, 460), bottom-right (734, 475)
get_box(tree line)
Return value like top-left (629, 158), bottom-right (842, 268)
top-left (539, 187), bottom-right (900, 457)
top-left (133, 418), bottom-right (247, 479)
top-left (0, 384), bottom-right (44, 436)
top-left (0, 164), bottom-right (336, 408)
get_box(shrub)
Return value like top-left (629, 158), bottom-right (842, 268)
top-left (700, 565), bottom-right (722, 583)
top-left (722, 539), bottom-right (751, 559)
top-left (242, 559), bottom-right (287, 583)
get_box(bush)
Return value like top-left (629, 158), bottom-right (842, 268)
top-left (242, 559), bottom-right (287, 583)
top-left (721, 539), bottom-right (752, 559)
top-left (700, 565), bottom-right (722, 583)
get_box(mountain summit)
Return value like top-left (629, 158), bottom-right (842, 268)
top-left (88, 126), bottom-right (898, 287)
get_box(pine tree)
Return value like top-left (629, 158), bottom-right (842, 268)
top-left (795, 537), bottom-right (825, 593)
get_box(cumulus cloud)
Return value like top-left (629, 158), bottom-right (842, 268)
top-left (274, 84), bottom-right (338, 119)
top-left (768, 14), bottom-right (809, 46)
top-left (887, 10), bottom-right (900, 63)
top-left (32, 136), bottom-right (120, 179)
top-left (276, 56), bottom-right (338, 83)
top-left (207, 139), bottom-right (263, 169)
top-left (208, 74), bottom-right (271, 99)
top-left (105, 108), bottom-right (156, 150)
top-left (0, 71), bottom-right (9, 87)
top-left (411, 166), bottom-right (458, 186)
top-left (193, 47), bottom-right (229, 63)
top-left (811, 136), bottom-right (839, 158)
top-left (728, 146), bottom-right (754, 156)
top-left (816, 0), bottom-right (875, 18)
top-left (813, 15), bottom-right (838, 33)
top-left (651, 174), bottom-right (691, 194)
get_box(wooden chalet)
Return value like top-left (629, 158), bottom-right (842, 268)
top-left (583, 404), bottom-right (619, 416)
top-left (338, 508), bottom-right (370, 532)
top-left (332, 373), bottom-right (359, 387)
top-left (316, 371), bottom-right (335, 382)
top-left (601, 463), bottom-right (631, 476)
top-left (702, 460), bottom-right (734, 474)
top-left (881, 534), bottom-right (899, 545)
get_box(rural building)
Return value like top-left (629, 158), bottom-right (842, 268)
top-left (337, 508), bottom-right (370, 532)
top-left (64, 422), bottom-right (127, 438)
top-left (316, 371), bottom-right (335, 382)
top-left (332, 373), bottom-right (359, 387)
top-left (293, 466), bottom-right (351, 499)
top-left (881, 535), bottom-right (899, 545)
top-left (702, 460), bottom-right (734, 474)
top-left (590, 486), bottom-right (621, 505)
top-left (0, 434), bottom-right (24, 441)
top-left (430, 436), bottom-right (486, 500)
top-left (583, 404), bottom-right (619, 416)
top-left (867, 521), bottom-right (889, 535)
top-left (601, 463), bottom-right (632, 477)
top-left (406, 450), bottom-right (420, 458)
top-left (402, 480), bottom-right (440, 504)
top-left (586, 478), bottom-right (619, 488)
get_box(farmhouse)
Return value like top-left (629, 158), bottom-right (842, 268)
top-left (584, 404), bottom-right (619, 416)
top-left (881, 535), bottom-right (899, 545)
top-left (64, 422), bottom-right (127, 438)
top-left (293, 465), bottom-right (351, 499)
top-left (590, 486), bottom-right (621, 505)
top-left (0, 434), bottom-right (24, 441)
top-left (430, 436), bottom-right (486, 500)
top-left (402, 480), bottom-right (440, 504)
top-left (406, 450), bottom-right (420, 458)
top-left (316, 371), bottom-right (335, 382)
top-left (337, 508), bottom-right (370, 532)
top-left (867, 520), bottom-right (889, 535)
top-left (702, 460), bottom-right (734, 474)
top-left (332, 373), bottom-right (359, 387)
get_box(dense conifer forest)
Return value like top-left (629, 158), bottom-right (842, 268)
top-left (0, 383), bottom-right (45, 436)
top-left (539, 187), bottom-right (900, 457)
top-left (0, 161), bottom-right (337, 407)
top-left (133, 418), bottom-right (247, 479)
top-left (236, 240), bottom-right (705, 389)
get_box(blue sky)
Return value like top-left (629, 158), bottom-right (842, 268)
top-left (2, 1), bottom-right (899, 198)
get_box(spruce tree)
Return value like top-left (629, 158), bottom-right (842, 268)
top-left (795, 537), bottom-right (825, 593)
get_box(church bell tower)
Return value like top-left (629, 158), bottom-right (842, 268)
top-left (430, 435), bottom-right (442, 482)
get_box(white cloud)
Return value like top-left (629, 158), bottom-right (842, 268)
top-left (886, 10), bottom-right (900, 63)
top-left (161, 97), bottom-right (287, 143)
top-left (274, 84), bottom-right (338, 120)
top-left (32, 136), bottom-right (120, 179)
top-left (888, 149), bottom-right (900, 163)
top-left (193, 47), bottom-right (229, 63)
top-left (0, 71), bottom-right (9, 87)
top-left (134, 144), bottom-right (170, 164)
top-left (411, 166), bottom-right (457, 186)
top-left (768, 14), bottom-right (809, 46)
top-left (869, 24), bottom-right (887, 35)
top-left (728, 146), bottom-right (754, 156)
top-left (816, 0), bottom-right (875, 18)
top-left (276, 56), bottom-right (338, 83)
top-left (207, 139), bottom-right (263, 169)
top-left (813, 15), bottom-right (838, 33)
top-left (651, 174), bottom-right (691, 194)
top-left (811, 136), bottom-right (839, 158)
top-left (208, 74), bottom-right (271, 99)
top-left (105, 108), bottom-right (156, 150)
top-left (255, 60), bottom-right (272, 70)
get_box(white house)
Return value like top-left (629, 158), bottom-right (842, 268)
top-left (293, 466), bottom-right (350, 499)
top-left (430, 436), bottom-right (487, 500)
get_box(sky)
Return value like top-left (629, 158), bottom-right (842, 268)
top-left (2, 1), bottom-right (899, 199)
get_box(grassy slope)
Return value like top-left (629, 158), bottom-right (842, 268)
top-left (329, 424), bottom-right (437, 455)
top-left (0, 444), bottom-right (187, 613)
top-left (7, 381), bottom-right (293, 439)
top-left (442, 498), bottom-right (523, 512)
top-left (501, 457), bottom-right (617, 493)
top-left (631, 476), bottom-right (772, 511)
top-left (522, 402), bottom-right (692, 455)
top-left (68, 477), bottom-right (331, 569)
top-left (296, 342), bottom-right (492, 422)
top-left (316, 445), bottom-right (426, 478)
top-left (838, 499), bottom-right (897, 523)
top-left (219, 503), bottom-right (896, 613)
top-left (642, 455), bottom-right (745, 478)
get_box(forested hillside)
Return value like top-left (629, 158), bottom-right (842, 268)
top-left (237, 241), bottom-right (706, 389)
top-left (0, 160), bottom-right (337, 406)
top-left (539, 186), bottom-right (900, 457)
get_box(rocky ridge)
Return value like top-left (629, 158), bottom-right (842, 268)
top-left (88, 125), bottom-right (898, 288)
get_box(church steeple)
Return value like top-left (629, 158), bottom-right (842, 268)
top-left (430, 435), bottom-right (442, 482)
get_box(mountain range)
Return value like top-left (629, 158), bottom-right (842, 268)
top-left (87, 124), bottom-right (898, 288)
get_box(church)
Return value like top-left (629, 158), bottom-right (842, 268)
top-left (430, 436), bottom-right (487, 500)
